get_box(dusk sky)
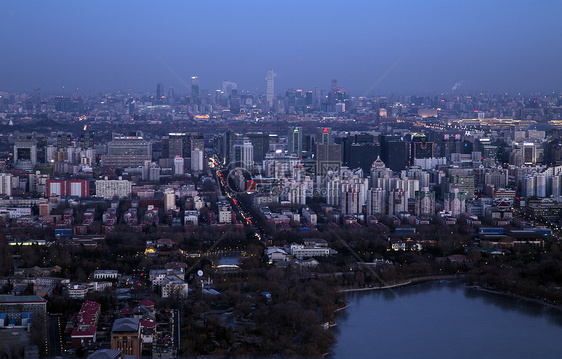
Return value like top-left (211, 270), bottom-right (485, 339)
top-left (1, 1), bottom-right (561, 96)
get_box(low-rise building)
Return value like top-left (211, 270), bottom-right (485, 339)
top-left (266, 247), bottom-right (291, 262)
top-left (93, 270), bottom-right (119, 281)
top-left (184, 210), bottom-right (199, 227)
top-left (160, 276), bottom-right (188, 298)
top-left (286, 243), bottom-right (332, 259)
top-left (111, 318), bottom-right (141, 359)
top-left (68, 284), bottom-right (89, 299)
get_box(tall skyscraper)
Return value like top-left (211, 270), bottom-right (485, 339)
top-left (288, 127), bottom-right (303, 158)
top-left (165, 133), bottom-right (203, 159)
top-left (222, 81), bottom-right (238, 97)
top-left (220, 131), bottom-right (236, 166)
top-left (266, 69), bottom-right (274, 110)
top-left (318, 127), bottom-right (332, 145)
top-left (233, 140), bottom-right (254, 171)
top-left (380, 135), bottom-right (408, 172)
top-left (191, 76), bottom-right (200, 105)
top-left (168, 87), bottom-right (174, 104)
top-left (407, 133), bottom-right (434, 165)
top-left (156, 83), bottom-right (164, 103)
top-left (247, 132), bottom-right (270, 164)
top-left (316, 143), bottom-right (342, 179)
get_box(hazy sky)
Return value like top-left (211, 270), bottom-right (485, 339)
top-left (1, 1), bottom-right (561, 96)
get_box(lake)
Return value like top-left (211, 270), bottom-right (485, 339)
top-left (329, 281), bottom-right (562, 359)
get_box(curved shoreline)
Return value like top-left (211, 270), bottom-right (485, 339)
top-left (338, 274), bottom-right (462, 293)
top-left (466, 285), bottom-right (562, 311)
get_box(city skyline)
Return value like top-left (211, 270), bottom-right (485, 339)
top-left (2, 1), bottom-right (562, 95)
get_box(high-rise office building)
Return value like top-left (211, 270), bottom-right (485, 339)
top-left (266, 69), bottom-right (274, 110)
top-left (102, 132), bottom-right (152, 168)
top-left (173, 156), bottom-right (184, 175)
top-left (380, 135), bottom-right (408, 172)
top-left (156, 83), bottom-right (164, 103)
top-left (191, 138), bottom-right (204, 172)
top-left (288, 127), bottom-right (303, 158)
top-left (57, 134), bottom-right (72, 149)
top-left (343, 133), bottom-right (381, 174)
top-left (316, 143), bottom-right (342, 179)
top-left (233, 140), bottom-right (254, 171)
top-left (318, 127), bottom-right (332, 145)
top-left (14, 137), bottom-right (38, 169)
top-left (191, 76), bottom-right (200, 102)
top-left (219, 131), bottom-right (236, 166)
top-left (247, 133), bottom-right (270, 164)
top-left (165, 133), bottom-right (203, 159)
top-left (407, 133), bottom-right (433, 165)
top-left (168, 87), bottom-right (174, 104)
top-left (79, 133), bottom-right (94, 149)
top-left (191, 148), bottom-right (204, 172)
top-left (95, 177), bottom-right (132, 199)
top-left (222, 81), bottom-right (237, 97)
top-left (0, 173), bottom-right (13, 196)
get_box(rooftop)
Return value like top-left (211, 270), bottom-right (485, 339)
top-left (112, 317), bottom-right (139, 333)
top-left (0, 295), bottom-right (47, 304)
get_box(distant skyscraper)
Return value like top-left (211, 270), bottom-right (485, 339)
top-left (156, 83), bottom-right (164, 103)
top-left (331, 79), bottom-right (338, 92)
top-left (191, 76), bottom-right (200, 105)
top-left (168, 87), bottom-right (174, 104)
top-left (266, 69), bottom-right (274, 110)
top-left (222, 81), bottom-right (238, 97)
top-left (33, 87), bottom-right (41, 106)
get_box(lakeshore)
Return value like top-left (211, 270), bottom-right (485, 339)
top-left (467, 284), bottom-right (562, 311)
top-left (338, 274), bottom-right (463, 293)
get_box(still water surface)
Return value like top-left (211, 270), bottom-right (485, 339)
top-left (329, 281), bottom-right (562, 359)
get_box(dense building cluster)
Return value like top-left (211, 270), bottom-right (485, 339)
top-left (1, 82), bottom-right (562, 357)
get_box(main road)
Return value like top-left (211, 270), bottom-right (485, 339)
top-left (211, 155), bottom-right (268, 244)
